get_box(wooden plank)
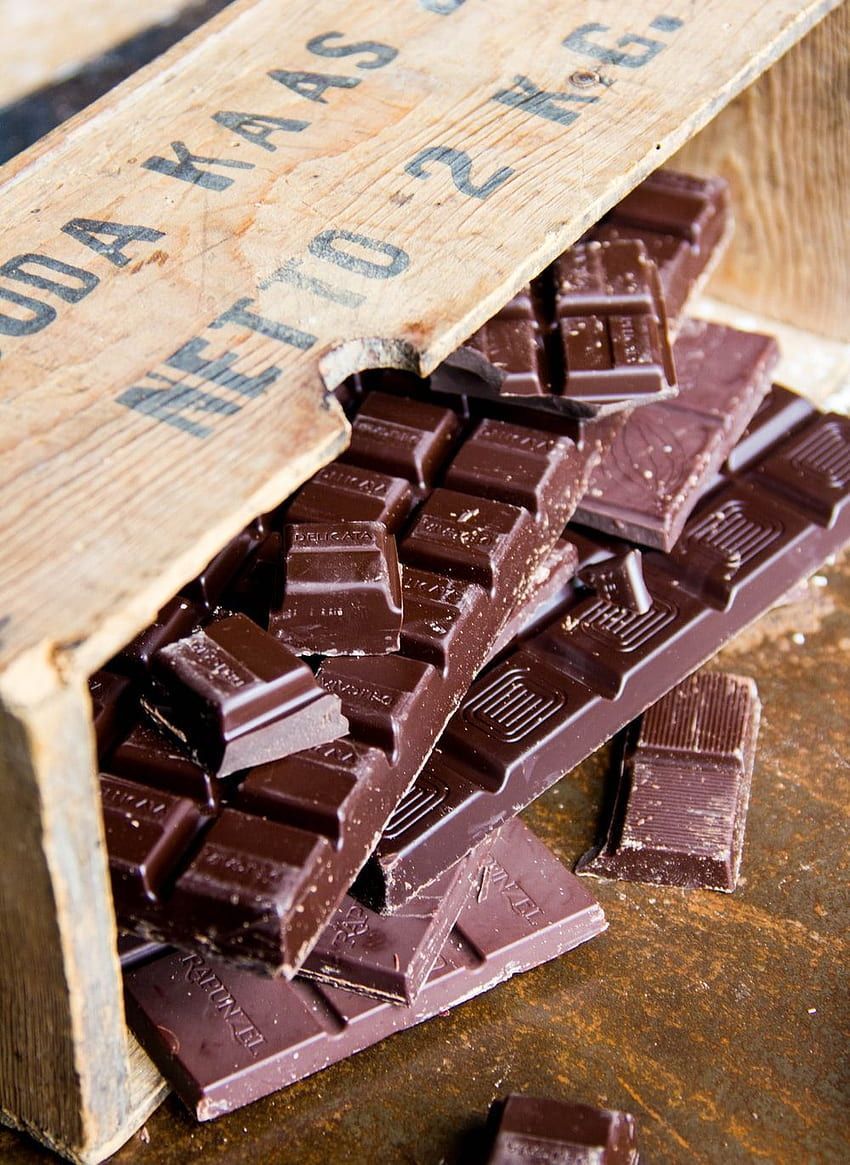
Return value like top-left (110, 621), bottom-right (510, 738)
top-left (0, 0), bottom-right (199, 107)
top-left (674, 3), bottom-right (850, 342)
top-left (0, 0), bottom-right (840, 692)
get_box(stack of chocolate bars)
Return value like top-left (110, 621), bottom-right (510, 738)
top-left (90, 169), bottom-right (850, 1123)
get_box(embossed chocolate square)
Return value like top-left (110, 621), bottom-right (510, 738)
top-left (148, 613), bottom-right (349, 777)
top-left (269, 521), bottom-right (403, 656)
top-left (486, 1094), bottom-right (639, 1165)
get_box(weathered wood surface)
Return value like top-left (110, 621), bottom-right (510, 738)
top-left (0, 0), bottom-right (840, 693)
top-left (675, 2), bottom-right (850, 342)
top-left (0, 1), bottom-right (195, 107)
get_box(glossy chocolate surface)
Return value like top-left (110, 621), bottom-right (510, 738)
top-left (487, 1094), bottom-right (639, 1165)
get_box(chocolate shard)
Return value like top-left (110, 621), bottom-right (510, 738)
top-left (109, 716), bottom-right (221, 810)
top-left (88, 669), bottom-right (135, 754)
top-left (431, 240), bottom-right (676, 418)
top-left (123, 820), bottom-right (607, 1120)
top-left (361, 395), bottom-right (850, 912)
top-left (577, 672), bottom-right (761, 891)
top-left (577, 549), bottom-right (651, 614)
top-left (147, 613), bottom-right (349, 777)
top-left (588, 168), bottom-right (732, 321)
top-left (300, 839), bottom-right (489, 1004)
top-left (486, 1094), bottom-right (639, 1165)
top-left (182, 519), bottom-right (266, 611)
top-left (221, 532), bottom-right (284, 630)
top-left (269, 521), bottom-right (403, 656)
top-left (574, 319), bottom-right (779, 551)
top-left (110, 594), bottom-right (204, 679)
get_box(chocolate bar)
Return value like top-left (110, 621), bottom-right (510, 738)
top-left (486, 1094), bottom-right (639, 1165)
top-left (123, 820), bottom-right (607, 1119)
top-left (101, 387), bottom-right (610, 972)
top-left (145, 613), bottom-right (349, 777)
top-left (430, 241), bottom-right (676, 418)
top-left (588, 169), bottom-right (731, 321)
top-left (269, 521), bottom-right (403, 656)
top-left (361, 392), bottom-right (850, 909)
top-left (577, 672), bottom-right (761, 891)
top-left (573, 319), bottom-right (778, 550)
top-left (489, 538), bottom-right (579, 659)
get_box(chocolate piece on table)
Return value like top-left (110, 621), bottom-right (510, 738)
top-left (360, 396), bottom-right (850, 911)
top-left (578, 672), bottom-right (760, 891)
top-left (104, 386), bottom-right (609, 973)
top-left (300, 839), bottom-right (487, 1004)
top-left (110, 595), bottom-right (204, 679)
top-left (486, 1094), bottom-right (639, 1165)
top-left (123, 819), bottom-right (607, 1119)
top-left (88, 670), bottom-right (135, 754)
top-left (430, 240), bottom-right (676, 418)
top-left (109, 716), bottom-right (220, 809)
top-left (147, 613), bottom-right (349, 777)
top-left (269, 521), bottom-right (403, 656)
top-left (589, 168), bottom-right (732, 321)
top-left (577, 549), bottom-right (651, 614)
top-left (574, 319), bottom-right (778, 551)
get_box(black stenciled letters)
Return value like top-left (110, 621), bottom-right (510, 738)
top-left (142, 141), bottom-right (254, 190)
top-left (268, 69), bottom-right (360, 103)
top-left (0, 287), bottom-right (55, 337)
top-left (262, 259), bottom-right (365, 309)
top-left (0, 254), bottom-right (99, 303)
top-left (563, 23), bottom-right (666, 68)
top-left (309, 230), bottom-right (410, 279)
top-left (61, 219), bottom-right (165, 267)
top-left (493, 75), bottom-right (598, 126)
top-left (420, 0), bottom-right (467, 13)
top-left (117, 373), bottom-right (241, 439)
top-left (211, 297), bottom-right (316, 351)
top-left (306, 32), bottom-right (398, 69)
top-left (405, 146), bottom-right (513, 200)
top-left (213, 112), bottom-right (309, 151)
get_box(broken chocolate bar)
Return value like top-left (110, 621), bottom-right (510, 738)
top-left (123, 820), bottom-right (607, 1119)
top-left (360, 393), bottom-right (850, 910)
top-left (146, 613), bottom-right (349, 777)
top-left (430, 241), bottom-right (676, 417)
top-left (577, 671), bottom-right (760, 891)
top-left (486, 1094), bottom-right (639, 1165)
top-left (588, 168), bottom-right (732, 321)
top-left (574, 319), bottom-right (778, 550)
top-left (270, 521), bottom-right (403, 656)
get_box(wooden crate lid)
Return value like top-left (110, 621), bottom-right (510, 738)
top-left (0, 0), bottom-right (837, 696)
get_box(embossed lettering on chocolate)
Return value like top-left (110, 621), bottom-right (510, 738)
top-left (485, 1094), bottom-right (639, 1165)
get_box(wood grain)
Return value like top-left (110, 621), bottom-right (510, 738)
top-left (675, 3), bottom-right (850, 340)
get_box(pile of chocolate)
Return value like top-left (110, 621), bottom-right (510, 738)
top-left (90, 169), bottom-right (850, 1141)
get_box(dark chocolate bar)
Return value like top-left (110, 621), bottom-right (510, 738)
top-left (269, 521), bottom-right (403, 656)
top-left (145, 613), bottom-right (349, 777)
top-left (486, 1094), bottom-right (639, 1165)
top-left (361, 392), bottom-right (850, 910)
top-left (101, 388), bottom-right (611, 973)
top-left (123, 820), bottom-right (607, 1119)
top-left (577, 672), bottom-right (760, 891)
top-left (488, 538), bottom-right (579, 659)
top-left (430, 241), bottom-right (676, 418)
top-left (588, 168), bottom-right (731, 321)
top-left (573, 319), bottom-right (778, 550)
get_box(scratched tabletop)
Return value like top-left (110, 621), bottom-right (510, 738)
top-left (1, 12), bottom-right (848, 1165)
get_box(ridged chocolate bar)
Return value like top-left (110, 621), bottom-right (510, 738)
top-left (123, 820), bottom-right (607, 1120)
top-left (577, 672), bottom-right (761, 891)
top-left (96, 387), bottom-right (613, 973)
top-left (360, 390), bottom-right (850, 909)
top-left (486, 1094), bottom-right (639, 1165)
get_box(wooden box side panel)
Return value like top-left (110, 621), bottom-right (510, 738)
top-left (674, 2), bottom-right (850, 341)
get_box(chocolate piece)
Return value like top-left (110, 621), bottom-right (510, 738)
top-left (361, 397), bottom-right (850, 910)
top-left (430, 240), bottom-right (676, 417)
top-left (270, 521), bottom-right (403, 656)
top-left (574, 319), bottom-right (778, 550)
top-left (300, 841), bottom-right (486, 1004)
top-left (589, 168), bottom-right (731, 320)
top-left (486, 1094), bottom-right (639, 1165)
top-left (287, 463), bottom-right (413, 533)
top-left (182, 519), bottom-right (265, 611)
top-left (109, 716), bottom-right (220, 809)
top-left (110, 595), bottom-right (204, 679)
top-left (489, 539), bottom-right (579, 659)
top-left (147, 613), bottom-right (348, 777)
top-left (577, 549), bottom-right (650, 614)
top-left (341, 392), bottom-right (461, 487)
top-left (577, 672), bottom-right (760, 891)
top-left (117, 933), bottom-right (166, 970)
top-left (222, 532), bottom-right (284, 629)
top-left (88, 669), bottom-right (134, 753)
top-left (124, 820), bottom-right (607, 1119)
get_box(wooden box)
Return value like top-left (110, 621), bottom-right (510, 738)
top-left (0, 1), bottom-right (846, 1160)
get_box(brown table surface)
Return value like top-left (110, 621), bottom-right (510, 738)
top-left (3, 552), bottom-right (847, 1163)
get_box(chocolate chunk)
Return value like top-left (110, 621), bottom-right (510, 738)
top-left (182, 519), bottom-right (265, 611)
top-left (147, 613), bottom-right (348, 777)
top-left (88, 669), bottom-right (135, 754)
top-left (109, 716), bottom-right (220, 809)
top-left (577, 549), bottom-right (651, 614)
top-left (123, 820), bottom-right (607, 1119)
top-left (362, 394), bottom-right (850, 910)
top-left (287, 462), bottom-right (413, 533)
top-left (486, 1094), bottom-right (639, 1165)
top-left (269, 521), bottom-right (403, 656)
top-left (589, 168), bottom-right (731, 320)
top-left (488, 539), bottom-right (579, 660)
top-left (577, 672), bottom-right (761, 891)
top-left (342, 392), bottom-right (461, 487)
top-left (111, 595), bottom-right (204, 679)
top-left (431, 240), bottom-right (676, 417)
top-left (574, 319), bottom-right (778, 550)
top-left (221, 532), bottom-right (284, 630)
top-left (300, 840), bottom-right (488, 1004)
